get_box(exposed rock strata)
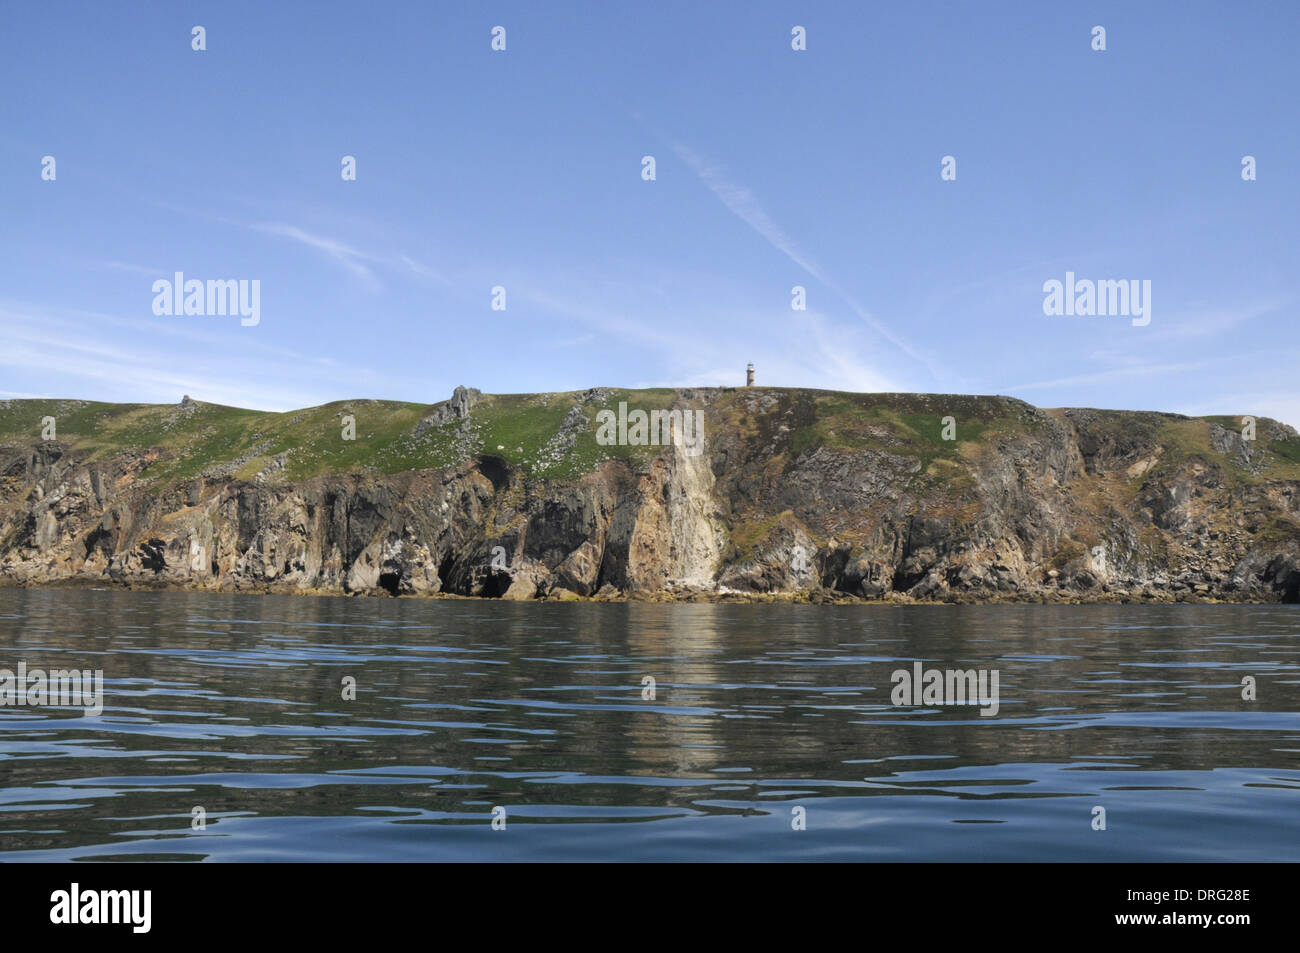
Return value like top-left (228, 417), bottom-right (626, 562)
top-left (2, 389), bottom-right (1297, 603)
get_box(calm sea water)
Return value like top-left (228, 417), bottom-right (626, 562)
top-left (0, 588), bottom-right (1296, 862)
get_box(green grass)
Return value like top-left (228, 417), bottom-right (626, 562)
top-left (784, 392), bottom-right (1024, 461)
top-left (3, 389), bottom-right (1298, 493)
top-left (1269, 436), bottom-right (1300, 464)
top-left (725, 511), bottom-right (788, 563)
top-left (0, 389), bottom-right (690, 487)
top-left (1254, 515), bottom-right (1300, 547)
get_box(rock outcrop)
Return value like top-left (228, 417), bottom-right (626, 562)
top-left (1, 388), bottom-right (1297, 603)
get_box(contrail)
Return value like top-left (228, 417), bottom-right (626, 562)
top-left (673, 143), bottom-right (937, 374)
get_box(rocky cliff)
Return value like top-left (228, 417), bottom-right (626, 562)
top-left (2, 387), bottom-right (1299, 603)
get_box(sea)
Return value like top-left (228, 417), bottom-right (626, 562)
top-left (0, 588), bottom-right (1296, 861)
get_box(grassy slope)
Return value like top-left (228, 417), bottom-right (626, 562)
top-left (0, 389), bottom-right (678, 486)
top-left (1, 391), bottom-right (1298, 494)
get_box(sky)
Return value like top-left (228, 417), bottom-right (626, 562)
top-left (2, 1), bottom-right (1298, 425)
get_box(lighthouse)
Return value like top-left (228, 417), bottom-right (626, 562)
top-left (746, 363), bottom-right (754, 387)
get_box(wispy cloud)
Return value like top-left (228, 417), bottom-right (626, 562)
top-left (672, 143), bottom-right (939, 377)
top-left (91, 260), bottom-right (168, 277)
top-left (139, 196), bottom-right (445, 290)
top-left (0, 302), bottom-right (424, 411)
top-left (1179, 390), bottom-right (1300, 431)
top-left (398, 253), bottom-right (448, 282)
top-left (250, 223), bottom-right (448, 288)
top-left (251, 222), bottom-right (380, 284)
top-left (0, 389), bottom-right (49, 399)
top-left (635, 309), bottom-right (900, 394)
top-left (1005, 360), bottom-right (1207, 394)
top-left (673, 144), bottom-right (826, 278)
top-left (1140, 299), bottom-right (1290, 345)
top-left (507, 258), bottom-right (902, 394)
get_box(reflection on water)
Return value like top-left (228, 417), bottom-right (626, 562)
top-left (0, 589), bottom-right (1296, 861)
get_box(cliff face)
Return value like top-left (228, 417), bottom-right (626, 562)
top-left (2, 387), bottom-right (1299, 603)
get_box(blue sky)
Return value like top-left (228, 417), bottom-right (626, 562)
top-left (3, 1), bottom-right (1297, 425)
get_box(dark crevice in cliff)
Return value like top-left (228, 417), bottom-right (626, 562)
top-left (1281, 571), bottom-right (1300, 604)
top-left (477, 456), bottom-right (509, 493)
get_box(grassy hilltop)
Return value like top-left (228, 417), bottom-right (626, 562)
top-left (3, 388), bottom-right (1298, 488)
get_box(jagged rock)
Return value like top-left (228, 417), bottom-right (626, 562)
top-left (502, 575), bottom-right (539, 600)
top-left (909, 572), bottom-right (946, 599)
top-left (554, 540), bottom-right (601, 595)
top-left (414, 386), bottom-right (483, 436)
